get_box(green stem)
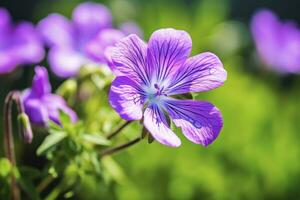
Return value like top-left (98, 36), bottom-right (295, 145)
top-left (106, 121), bottom-right (131, 139)
top-left (4, 91), bottom-right (20, 200)
top-left (37, 175), bottom-right (55, 193)
top-left (3, 91), bottom-right (33, 200)
top-left (100, 137), bottom-right (141, 157)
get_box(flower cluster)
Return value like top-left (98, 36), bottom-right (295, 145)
top-left (2, 3), bottom-right (227, 149)
top-left (37, 2), bottom-right (142, 78)
top-left (0, 8), bottom-right (44, 74)
top-left (251, 9), bottom-right (300, 74)
top-left (1, 4), bottom-right (229, 199)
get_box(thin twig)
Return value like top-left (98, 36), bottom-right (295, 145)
top-left (3, 91), bottom-right (20, 200)
top-left (3, 91), bottom-right (32, 200)
top-left (37, 175), bottom-right (55, 193)
top-left (100, 137), bottom-right (141, 157)
top-left (4, 92), bottom-right (15, 165)
top-left (106, 121), bottom-right (131, 139)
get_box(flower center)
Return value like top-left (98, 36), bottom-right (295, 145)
top-left (154, 83), bottom-right (166, 96)
top-left (144, 83), bottom-right (168, 105)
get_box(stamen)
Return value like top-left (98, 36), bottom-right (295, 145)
top-left (154, 83), bottom-right (166, 96)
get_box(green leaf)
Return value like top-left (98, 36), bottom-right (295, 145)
top-left (18, 177), bottom-right (41, 200)
top-left (64, 191), bottom-right (74, 199)
top-left (102, 157), bottom-right (127, 184)
top-left (48, 120), bottom-right (62, 131)
top-left (82, 134), bottom-right (111, 146)
top-left (59, 110), bottom-right (72, 126)
top-left (19, 166), bottom-right (41, 180)
top-left (90, 153), bottom-right (102, 175)
top-left (48, 167), bottom-right (58, 178)
top-left (37, 132), bottom-right (67, 156)
top-left (0, 158), bottom-right (12, 177)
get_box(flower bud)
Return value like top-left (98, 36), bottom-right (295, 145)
top-left (17, 113), bottom-right (33, 143)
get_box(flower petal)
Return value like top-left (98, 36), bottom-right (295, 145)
top-left (0, 21), bottom-right (44, 74)
top-left (143, 105), bottom-right (181, 147)
top-left (104, 47), bottom-right (120, 74)
top-left (48, 47), bottom-right (86, 78)
top-left (0, 8), bottom-right (10, 27)
top-left (165, 99), bottom-right (223, 146)
top-left (279, 23), bottom-right (300, 73)
top-left (166, 52), bottom-right (227, 95)
top-left (0, 8), bottom-right (11, 41)
top-left (251, 10), bottom-right (300, 73)
top-left (32, 66), bottom-right (51, 97)
top-left (110, 34), bottom-right (149, 84)
top-left (38, 13), bottom-right (74, 47)
top-left (85, 28), bottom-right (125, 62)
top-left (109, 76), bottom-right (144, 120)
top-left (72, 2), bottom-right (112, 39)
top-left (43, 94), bottom-right (77, 124)
top-left (251, 10), bottom-right (284, 68)
top-left (146, 28), bottom-right (192, 83)
top-left (0, 51), bottom-right (18, 74)
top-left (13, 22), bottom-right (44, 64)
top-left (24, 99), bottom-right (49, 126)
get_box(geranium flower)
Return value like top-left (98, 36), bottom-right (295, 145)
top-left (0, 8), bottom-right (44, 74)
top-left (251, 9), bottom-right (300, 73)
top-left (22, 66), bottom-right (77, 126)
top-left (38, 2), bottom-right (141, 78)
top-left (108, 28), bottom-right (227, 147)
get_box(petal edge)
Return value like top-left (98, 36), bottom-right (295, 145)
top-left (166, 99), bottom-right (223, 146)
top-left (144, 105), bottom-right (181, 147)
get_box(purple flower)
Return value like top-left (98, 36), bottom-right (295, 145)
top-left (38, 2), bottom-right (140, 78)
top-left (22, 66), bottom-right (77, 126)
top-left (0, 8), bottom-right (44, 74)
top-left (120, 22), bottom-right (143, 38)
top-left (108, 28), bottom-right (227, 147)
top-left (251, 9), bottom-right (300, 73)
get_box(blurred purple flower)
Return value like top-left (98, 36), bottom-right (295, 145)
top-left (108, 28), bottom-right (227, 147)
top-left (120, 22), bottom-right (143, 38)
top-left (22, 66), bottom-right (77, 126)
top-left (38, 2), bottom-right (142, 78)
top-left (251, 9), bottom-right (300, 74)
top-left (0, 8), bottom-right (44, 74)
top-left (86, 29), bottom-right (125, 63)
